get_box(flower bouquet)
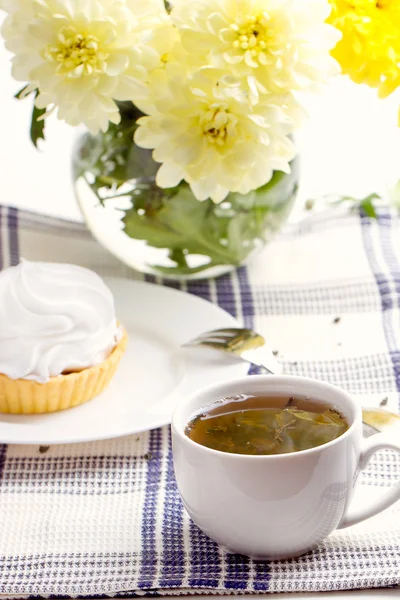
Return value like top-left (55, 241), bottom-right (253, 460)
top-left (1, 0), bottom-right (341, 278)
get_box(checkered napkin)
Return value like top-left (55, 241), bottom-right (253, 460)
top-left (0, 203), bottom-right (400, 597)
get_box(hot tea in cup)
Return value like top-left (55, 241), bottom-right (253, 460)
top-left (185, 394), bottom-right (349, 455)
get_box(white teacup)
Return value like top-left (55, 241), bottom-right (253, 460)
top-left (171, 375), bottom-right (400, 560)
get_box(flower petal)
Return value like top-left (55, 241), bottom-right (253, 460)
top-left (156, 162), bottom-right (184, 188)
top-left (105, 53), bottom-right (129, 76)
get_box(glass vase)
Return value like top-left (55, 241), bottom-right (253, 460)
top-left (72, 107), bottom-right (299, 280)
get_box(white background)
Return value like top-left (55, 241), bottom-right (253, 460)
top-left (1, 13), bottom-right (400, 600)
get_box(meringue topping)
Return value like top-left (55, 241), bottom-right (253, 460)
top-left (0, 261), bottom-right (121, 383)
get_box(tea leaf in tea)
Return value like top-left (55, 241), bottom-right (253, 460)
top-left (185, 395), bottom-right (348, 455)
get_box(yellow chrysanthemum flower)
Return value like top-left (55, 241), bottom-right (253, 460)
top-left (327, 1), bottom-right (400, 101)
top-left (171, 0), bottom-right (340, 101)
top-left (134, 67), bottom-right (298, 203)
top-left (1, 0), bottom-right (173, 132)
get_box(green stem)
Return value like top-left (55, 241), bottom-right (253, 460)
top-left (169, 248), bottom-right (189, 269)
top-left (153, 260), bottom-right (222, 276)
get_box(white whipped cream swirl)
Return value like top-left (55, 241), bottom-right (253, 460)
top-left (0, 261), bottom-right (121, 383)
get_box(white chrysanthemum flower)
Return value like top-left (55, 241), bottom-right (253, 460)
top-left (171, 0), bottom-right (340, 99)
top-left (1, 0), bottom-right (173, 132)
top-left (134, 67), bottom-right (298, 203)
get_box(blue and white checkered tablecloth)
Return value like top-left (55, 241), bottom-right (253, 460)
top-left (0, 203), bottom-right (400, 597)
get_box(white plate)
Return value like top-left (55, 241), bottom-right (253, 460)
top-left (0, 278), bottom-right (248, 445)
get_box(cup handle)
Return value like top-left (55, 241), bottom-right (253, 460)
top-left (338, 433), bottom-right (400, 529)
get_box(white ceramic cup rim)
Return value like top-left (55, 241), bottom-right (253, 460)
top-left (172, 375), bottom-right (360, 461)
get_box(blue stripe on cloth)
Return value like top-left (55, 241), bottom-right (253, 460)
top-left (221, 270), bottom-right (268, 590)
top-left (7, 207), bottom-right (19, 266)
top-left (237, 267), bottom-right (254, 327)
top-left (0, 454), bottom-right (147, 495)
top-left (233, 267), bottom-right (270, 591)
top-left (144, 274), bottom-right (157, 284)
top-left (360, 211), bottom-right (400, 402)
top-left (186, 280), bottom-right (211, 302)
top-left (237, 266), bottom-right (261, 375)
top-left (377, 211), bottom-right (400, 306)
top-left (22, 593), bottom-right (163, 599)
top-left (253, 561), bottom-right (270, 591)
top-left (0, 445), bottom-right (7, 483)
top-left (160, 278), bottom-right (180, 290)
top-left (377, 211), bottom-right (400, 404)
top-left (0, 551), bottom-right (141, 596)
top-left (224, 553), bottom-right (251, 590)
top-left (188, 521), bottom-right (221, 588)
top-left (376, 214), bottom-right (398, 346)
top-left (215, 273), bottom-right (237, 317)
top-left (138, 429), bottom-right (163, 590)
top-left (159, 429), bottom-right (185, 588)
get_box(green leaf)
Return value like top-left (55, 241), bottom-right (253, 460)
top-left (122, 203), bottom-right (186, 249)
top-left (72, 115), bottom-right (145, 189)
top-left (226, 213), bottom-right (256, 263)
top-left (119, 165), bottom-right (299, 275)
top-left (251, 163), bottom-right (300, 210)
top-left (126, 143), bottom-right (159, 180)
top-left (116, 101), bottom-right (143, 121)
top-left (151, 260), bottom-right (217, 276)
top-left (330, 192), bottom-right (380, 219)
top-left (123, 187), bottom-right (227, 256)
top-left (30, 94), bottom-right (46, 147)
top-left (360, 194), bottom-right (379, 219)
top-left (14, 85), bottom-right (34, 100)
top-left (14, 86), bottom-right (46, 147)
top-left (122, 184), bottom-right (247, 276)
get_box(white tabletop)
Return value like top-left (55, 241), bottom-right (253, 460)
top-left (1, 22), bottom-right (400, 599)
